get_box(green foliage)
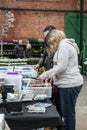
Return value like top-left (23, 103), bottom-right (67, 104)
top-left (29, 38), bottom-right (44, 44)
top-left (27, 58), bottom-right (40, 65)
top-left (0, 58), bottom-right (40, 65)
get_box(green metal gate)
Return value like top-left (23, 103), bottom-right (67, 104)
top-left (64, 13), bottom-right (87, 61)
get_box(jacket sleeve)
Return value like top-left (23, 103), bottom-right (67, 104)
top-left (39, 44), bottom-right (69, 80)
top-left (38, 48), bottom-right (47, 67)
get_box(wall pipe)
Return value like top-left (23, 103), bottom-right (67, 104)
top-left (0, 6), bottom-right (86, 13)
top-left (80, 0), bottom-right (84, 73)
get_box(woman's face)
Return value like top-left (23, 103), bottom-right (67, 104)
top-left (19, 40), bottom-right (23, 45)
top-left (44, 31), bottom-right (49, 38)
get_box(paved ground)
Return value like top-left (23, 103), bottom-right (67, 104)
top-left (76, 75), bottom-right (87, 130)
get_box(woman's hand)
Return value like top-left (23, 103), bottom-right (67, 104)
top-left (37, 76), bottom-right (51, 83)
top-left (37, 76), bottom-right (44, 81)
top-left (37, 71), bottom-right (51, 83)
top-left (33, 64), bottom-right (39, 70)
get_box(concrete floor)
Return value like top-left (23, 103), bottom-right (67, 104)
top-left (76, 75), bottom-right (87, 130)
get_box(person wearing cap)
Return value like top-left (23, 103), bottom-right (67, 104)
top-left (34, 25), bottom-right (56, 71)
top-left (34, 26), bottom-right (62, 118)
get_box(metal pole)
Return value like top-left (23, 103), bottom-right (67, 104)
top-left (0, 40), bottom-right (3, 58)
top-left (80, 0), bottom-right (84, 73)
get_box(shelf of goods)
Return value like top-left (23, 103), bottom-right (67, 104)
top-left (0, 40), bottom-right (18, 58)
top-left (29, 38), bottom-right (45, 58)
top-left (0, 58), bottom-right (39, 66)
top-left (0, 39), bottom-right (44, 58)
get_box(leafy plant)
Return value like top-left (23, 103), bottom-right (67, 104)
top-left (29, 38), bottom-right (44, 44)
top-left (27, 58), bottom-right (40, 65)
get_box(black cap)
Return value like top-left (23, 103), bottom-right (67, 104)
top-left (43, 25), bottom-right (56, 32)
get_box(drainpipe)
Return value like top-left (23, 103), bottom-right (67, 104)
top-left (80, 0), bottom-right (84, 73)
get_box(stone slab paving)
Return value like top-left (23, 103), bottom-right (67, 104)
top-left (76, 75), bottom-right (87, 130)
top-left (76, 113), bottom-right (87, 130)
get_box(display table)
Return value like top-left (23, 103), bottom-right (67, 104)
top-left (0, 99), bottom-right (65, 130)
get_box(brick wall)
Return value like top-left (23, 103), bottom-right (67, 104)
top-left (0, 0), bottom-right (87, 41)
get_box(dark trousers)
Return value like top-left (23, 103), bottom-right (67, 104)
top-left (58, 85), bottom-right (83, 130)
top-left (50, 88), bottom-right (62, 118)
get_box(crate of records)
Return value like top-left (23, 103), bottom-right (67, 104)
top-left (23, 78), bottom-right (52, 98)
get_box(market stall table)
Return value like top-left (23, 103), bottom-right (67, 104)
top-left (0, 99), bottom-right (65, 130)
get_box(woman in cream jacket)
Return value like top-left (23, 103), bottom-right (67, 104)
top-left (38, 30), bottom-right (83, 130)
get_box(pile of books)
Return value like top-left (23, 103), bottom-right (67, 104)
top-left (26, 102), bottom-right (51, 113)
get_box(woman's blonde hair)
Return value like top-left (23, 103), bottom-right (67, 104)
top-left (45, 29), bottom-right (66, 53)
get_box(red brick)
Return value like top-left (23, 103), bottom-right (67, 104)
top-left (0, 0), bottom-right (86, 40)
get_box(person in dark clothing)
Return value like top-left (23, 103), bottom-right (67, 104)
top-left (25, 43), bottom-right (32, 58)
top-left (34, 26), bottom-right (62, 116)
top-left (13, 39), bottom-right (24, 59)
top-left (37, 48), bottom-right (55, 71)
top-left (34, 25), bottom-right (56, 70)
